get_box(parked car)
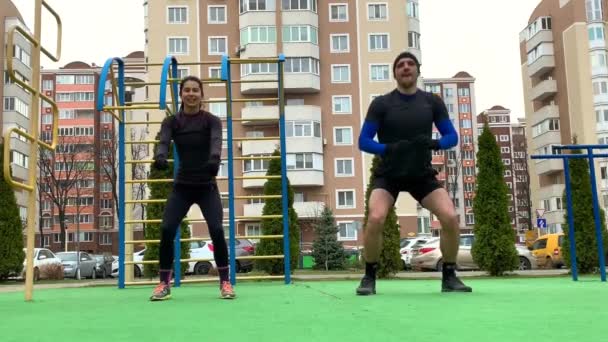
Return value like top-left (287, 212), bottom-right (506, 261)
top-left (56, 252), bottom-right (97, 279)
top-left (92, 254), bottom-right (114, 278)
top-left (410, 234), bottom-right (537, 271)
top-left (21, 248), bottom-right (63, 281)
top-left (232, 238), bottom-right (255, 273)
top-left (400, 237), bottom-right (432, 270)
top-left (529, 233), bottom-right (564, 269)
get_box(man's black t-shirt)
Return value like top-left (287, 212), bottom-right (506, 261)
top-left (155, 110), bottom-right (222, 185)
top-left (364, 89), bottom-right (450, 177)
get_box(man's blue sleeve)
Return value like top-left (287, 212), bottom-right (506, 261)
top-left (358, 120), bottom-right (386, 155)
top-left (435, 119), bottom-right (458, 149)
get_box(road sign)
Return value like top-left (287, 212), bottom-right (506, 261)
top-left (537, 218), bottom-right (547, 228)
top-left (536, 209), bottom-right (545, 218)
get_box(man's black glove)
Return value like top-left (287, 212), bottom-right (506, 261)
top-left (206, 155), bottom-right (221, 177)
top-left (411, 135), bottom-right (441, 150)
top-left (152, 158), bottom-right (169, 170)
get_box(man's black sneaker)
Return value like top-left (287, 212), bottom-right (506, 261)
top-left (356, 275), bottom-right (376, 295)
top-left (441, 273), bottom-right (472, 292)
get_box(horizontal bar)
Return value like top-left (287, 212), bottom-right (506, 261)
top-left (232, 136), bottom-right (280, 141)
top-left (125, 159), bottom-right (174, 164)
top-left (125, 121), bottom-right (163, 125)
top-left (531, 154), bottom-right (608, 160)
top-left (230, 156), bottom-right (281, 161)
top-left (125, 199), bottom-right (166, 204)
top-left (124, 82), bottom-right (160, 86)
top-left (236, 215), bottom-right (283, 220)
top-left (216, 175), bottom-right (281, 180)
top-left (230, 98), bottom-right (278, 103)
top-left (104, 105), bottom-right (160, 111)
top-left (553, 144), bottom-right (608, 150)
top-left (229, 58), bottom-right (282, 64)
top-left (125, 101), bottom-right (159, 106)
top-left (231, 117), bottom-right (279, 122)
top-left (124, 275), bottom-right (285, 286)
top-left (179, 61), bottom-right (221, 66)
top-left (124, 235), bottom-right (283, 245)
top-left (126, 218), bottom-right (230, 224)
top-left (125, 179), bottom-right (172, 184)
top-left (230, 79), bottom-right (277, 84)
top-left (202, 99), bottom-right (230, 104)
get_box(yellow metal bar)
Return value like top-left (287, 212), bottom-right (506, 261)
top-left (107, 71), bottom-right (121, 122)
top-left (125, 215), bottom-right (280, 224)
top-left (124, 275), bottom-right (285, 286)
top-left (124, 121), bottom-right (163, 125)
top-left (240, 235), bottom-right (283, 239)
top-left (104, 105), bottom-right (160, 111)
top-left (202, 79), bottom-right (225, 84)
top-left (231, 156), bottom-right (281, 160)
top-left (125, 101), bottom-right (160, 106)
top-left (232, 136), bottom-right (280, 141)
top-left (229, 58), bottom-right (281, 64)
top-left (125, 199), bottom-right (166, 204)
top-left (125, 159), bottom-right (173, 164)
top-left (231, 117), bottom-right (279, 122)
top-left (216, 175), bottom-right (281, 181)
top-left (231, 79), bottom-right (277, 84)
top-left (201, 99), bottom-right (229, 104)
top-left (125, 81), bottom-right (161, 86)
top-left (41, 0), bottom-right (62, 61)
top-left (125, 179), bottom-right (172, 184)
top-left (231, 98), bottom-right (278, 103)
top-left (237, 215), bottom-right (283, 220)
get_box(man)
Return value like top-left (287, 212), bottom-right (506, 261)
top-left (356, 51), bottom-right (472, 295)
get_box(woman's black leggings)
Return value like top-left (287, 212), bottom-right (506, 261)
top-left (159, 182), bottom-right (228, 270)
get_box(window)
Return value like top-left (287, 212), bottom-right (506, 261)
top-left (458, 88), bottom-right (470, 97)
top-left (100, 199), bottom-right (112, 209)
top-left (294, 192), bottom-right (305, 202)
top-left (168, 37), bottom-right (188, 54)
top-left (244, 156), bottom-right (270, 172)
top-left (209, 101), bottom-right (227, 118)
top-left (500, 135), bottom-right (510, 142)
top-left (460, 119), bottom-right (472, 129)
top-left (240, 26), bottom-right (277, 45)
top-left (208, 5), bottom-right (226, 23)
top-left (246, 224), bottom-right (261, 243)
top-left (417, 216), bottom-right (430, 234)
top-left (242, 62), bottom-right (278, 75)
top-left (286, 121), bottom-right (321, 137)
top-left (337, 190), bottom-right (355, 208)
top-left (284, 57), bottom-right (319, 74)
top-left (3, 97), bottom-right (29, 117)
top-left (209, 67), bottom-right (221, 79)
top-left (331, 34), bottom-right (349, 53)
top-left (370, 64), bottom-right (390, 81)
top-left (100, 233), bottom-right (112, 245)
top-left (331, 65), bottom-right (350, 83)
top-left (11, 151), bottom-right (29, 168)
top-left (459, 103), bottom-right (471, 113)
top-left (335, 158), bottom-right (354, 177)
top-left (465, 214), bottom-right (475, 225)
top-left (368, 3), bottom-right (388, 20)
top-left (338, 221), bottom-right (357, 241)
top-left (329, 3), bottom-right (348, 21)
top-left (586, 0), bottom-right (603, 21)
top-left (42, 79), bottom-right (54, 90)
top-left (407, 1), bottom-right (419, 18)
top-left (286, 153), bottom-right (323, 170)
top-left (282, 25), bottom-right (318, 44)
top-left (239, 0), bottom-right (275, 13)
top-left (334, 127), bottom-right (353, 145)
top-left (208, 37), bottom-right (227, 55)
top-left (408, 31), bottom-right (420, 49)
top-left (589, 24), bottom-right (605, 41)
top-left (168, 7), bottom-right (187, 23)
top-left (369, 34), bottom-right (389, 51)
top-left (332, 96), bottom-right (351, 114)
top-left (532, 119), bottom-right (560, 137)
top-left (282, 0), bottom-right (317, 11)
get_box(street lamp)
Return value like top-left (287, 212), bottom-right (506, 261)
top-left (64, 219), bottom-right (69, 252)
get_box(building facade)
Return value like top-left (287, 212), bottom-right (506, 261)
top-left (520, 0), bottom-right (607, 234)
top-left (144, 0), bottom-right (430, 248)
top-left (1, 0), bottom-right (33, 227)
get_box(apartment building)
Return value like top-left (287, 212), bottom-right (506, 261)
top-left (143, 0), bottom-right (430, 247)
top-left (36, 52), bottom-right (146, 255)
top-left (520, 0), bottom-right (607, 234)
top-left (422, 73), bottom-right (478, 234)
top-left (476, 108), bottom-right (533, 241)
top-left (1, 0), bottom-right (33, 227)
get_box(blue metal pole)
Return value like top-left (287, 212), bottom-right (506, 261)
top-left (277, 54), bottom-right (290, 284)
top-left (96, 57), bottom-right (126, 289)
top-left (563, 158), bottom-right (578, 281)
top-left (221, 55), bottom-right (237, 285)
top-left (586, 148), bottom-right (607, 282)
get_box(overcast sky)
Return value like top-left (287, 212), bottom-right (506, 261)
top-left (13, 0), bottom-right (541, 121)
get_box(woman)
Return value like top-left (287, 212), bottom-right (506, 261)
top-left (150, 76), bottom-right (235, 301)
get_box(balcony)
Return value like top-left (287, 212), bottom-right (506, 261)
top-left (526, 30), bottom-right (553, 52)
top-left (241, 104), bottom-right (321, 125)
top-left (240, 70), bottom-right (321, 94)
top-left (240, 44), bottom-right (277, 59)
top-left (239, 11), bottom-right (276, 29)
top-left (531, 104), bottom-right (559, 127)
top-left (10, 136), bottom-right (30, 155)
top-left (242, 169), bottom-right (324, 188)
top-left (528, 55), bottom-right (555, 79)
top-left (244, 201), bottom-right (325, 218)
top-left (10, 163), bottom-right (28, 182)
top-left (241, 140), bottom-right (278, 155)
top-left (534, 159), bottom-right (563, 175)
top-left (281, 10), bottom-right (318, 27)
top-left (539, 184), bottom-right (565, 199)
top-left (544, 210), bottom-right (564, 224)
top-left (530, 79), bottom-right (557, 102)
top-left (532, 131), bottom-right (561, 150)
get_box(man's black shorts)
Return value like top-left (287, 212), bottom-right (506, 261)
top-left (371, 172), bottom-right (442, 203)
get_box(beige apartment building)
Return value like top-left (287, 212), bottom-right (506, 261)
top-left (143, 0), bottom-right (482, 247)
top-left (520, 0), bottom-right (608, 234)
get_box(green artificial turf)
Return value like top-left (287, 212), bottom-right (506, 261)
top-left (1, 277), bottom-right (606, 342)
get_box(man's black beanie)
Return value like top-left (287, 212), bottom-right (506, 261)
top-left (392, 51), bottom-right (421, 77)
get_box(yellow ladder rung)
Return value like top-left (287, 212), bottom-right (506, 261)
top-left (104, 105), bottom-right (160, 111)
top-left (231, 79), bottom-right (276, 84)
top-left (124, 235), bottom-right (282, 245)
top-left (238, 235), bottom-right (283, 239)
top-left (231, 118), bottom-right (279, 122)
top-left (125, 218), bottom-right (231, 224)
top-left (231, 98), bottom-right (278, 103)
top-left (124, 275), bottom-right (285, 286)
top-left (125, 179), bottom-right (172, 184)
top-left (125, 101), bottom-right (160, 105)
top-left (230, 156), bottom-right (281, 161)
top-left (237, 215), bottom-right (283, 220)
top-left (125, 140), bottom-right (160, 144)
top-left (237, 255), bottom-right (284, 260)
top-left (232, 136), bottom-right (280, 141)
top-left (125, 121), bottom-right (163, 125)
top-left (216, 175), bottom-right (281, 180)
top-left (125, 159), bottom-right (173, 164)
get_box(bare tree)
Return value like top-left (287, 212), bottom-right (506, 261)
top-left (38, 137), bottom-right (95, 250)
top-left (130, 128), bottom-right (149, 235)
top-left (100, 130), bottom-right (119, 221)
top-left (445, 149), bottom-right (464, 204)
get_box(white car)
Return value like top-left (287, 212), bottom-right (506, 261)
top-left (21, 248), bottom-right (63, 281)
top-left (400, 237), bottom-right (434, 270)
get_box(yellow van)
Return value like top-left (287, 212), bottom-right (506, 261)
top-left (530, 233), bottom-right (564, 268)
